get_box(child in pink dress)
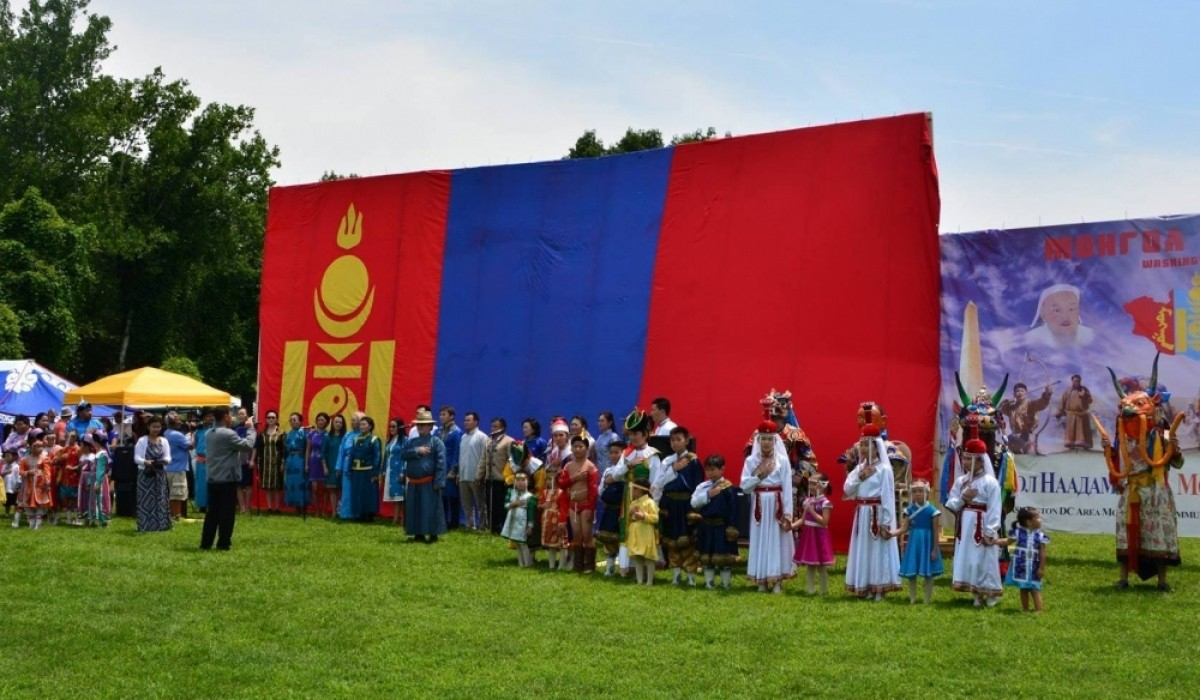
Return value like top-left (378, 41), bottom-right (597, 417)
top-left (792, 472), bottom-right (834, 594)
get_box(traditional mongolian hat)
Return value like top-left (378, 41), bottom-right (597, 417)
top-left (412, 408), bottom-right (436, 425)
top-left (625, 408), bottom-right (652, 434)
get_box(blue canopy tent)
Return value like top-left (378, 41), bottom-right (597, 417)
top-left (0, 360), bottom-right (120, 424)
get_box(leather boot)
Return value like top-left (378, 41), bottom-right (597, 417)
top-left (573, 546), bottom-right (585, 573)
top-left (584, 547), bottom-right (597, 573)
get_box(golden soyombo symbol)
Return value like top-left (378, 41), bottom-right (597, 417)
top-left (280, 203), bottom-right (395, 423)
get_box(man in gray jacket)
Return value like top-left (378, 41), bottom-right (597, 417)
top-left (201, 406), bottom-right (257, 551)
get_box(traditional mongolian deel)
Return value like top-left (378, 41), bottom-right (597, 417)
top-left (655, 448), bottom-right (703, 575)
top-left (842, 426), bottom-right (901, 597)
top-left (898, 501), bottom-right (944, 580)
top-left (741, 421), bottom-right (796, 588)
top-left (946, 436), bottom-right (1003, 601)
top-left (1004, 525), bottom-right (1049, 591)
top-left (794, 494), bottom-right (835, 567)
top-left (283, 427), bottom-right (310, 508)
top-left (403, 410), bottom-right (448, 538)
top-left (501, 485), bottom-right (537, 543)
top-left (691, 477), bottom-right (740, 569)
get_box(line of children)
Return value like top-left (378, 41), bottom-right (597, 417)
top-left (7, 427), bottom-right (117, 529)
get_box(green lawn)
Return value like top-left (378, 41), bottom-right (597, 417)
top-left (1, 516), bottom-right (1195, 699)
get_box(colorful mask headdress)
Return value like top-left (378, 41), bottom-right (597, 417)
top-left (1099, 352), bottom-right (1184, 473)
top-left (759, 388), bottom-right (798, 426)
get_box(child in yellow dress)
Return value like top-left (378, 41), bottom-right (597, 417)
top-left (626, 477), bottom-right (660, 586)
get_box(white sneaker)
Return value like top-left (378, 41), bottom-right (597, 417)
top-left (985, 597), bottom-right (1000, 608)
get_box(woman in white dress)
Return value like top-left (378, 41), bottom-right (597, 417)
top-left (843, 425), bottom-right (901, 600)
top-left (740, 421), bottom-right (795, 593)
top-left (946, 435), bottom-right (1003, 607)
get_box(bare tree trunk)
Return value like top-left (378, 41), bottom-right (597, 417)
top-left (117, 309), bottom-right (132, 369)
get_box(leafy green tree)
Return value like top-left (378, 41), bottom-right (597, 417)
top-left (0, 188), bottom-right (94, 371)
top-left (0, 0), bottom-right (126, 218)
top-left (320, 171), bottom-right (360, 181)
top-left (670, 127), bottom-right (722, 145)
top-left (0, 0), bottom-right (278, 395)
top-left (609, 128), bottom-right (663, 153)
top-left (567, 130), bottom-right (607, 159)
top-left (161, 355), bottom-right (203, 381)
top-left (0, 302), bottom-right (24, 358)
top-left (567, 126), bottom-right (724, 158)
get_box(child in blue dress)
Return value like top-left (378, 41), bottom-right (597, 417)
top-left (1003, 506), bottom-right (1049, 612)
top-left (890, 480), bottom-right (944, 604)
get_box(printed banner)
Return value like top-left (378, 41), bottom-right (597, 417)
top-left (940, 215), bottom-right (1200, 535)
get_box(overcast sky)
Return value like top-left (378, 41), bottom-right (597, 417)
top-left (67, 1), bottom-right (1200, 231)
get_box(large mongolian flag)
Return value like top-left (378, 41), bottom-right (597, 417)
top-left (259, 113), bottom-right (942, 550)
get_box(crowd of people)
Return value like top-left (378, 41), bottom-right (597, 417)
top-left (9, 376), bottom-right (1186, 612)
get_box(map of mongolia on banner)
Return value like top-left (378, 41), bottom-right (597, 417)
top-left (940, 214), bottom-right (1200, 535)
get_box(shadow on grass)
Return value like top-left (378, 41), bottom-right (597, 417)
top-left (1052, 555), bottom-right (1118, 571)
top-left (1088, 582), bottom-right (1174, 596)
top-left (113, 528), bottom-right (173, 538)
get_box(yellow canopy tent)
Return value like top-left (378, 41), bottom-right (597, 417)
top-left (64, 367), bottom-right (232, 407)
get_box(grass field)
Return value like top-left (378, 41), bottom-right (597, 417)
top-left (1, 515), bottom-right (1196, 699)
